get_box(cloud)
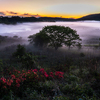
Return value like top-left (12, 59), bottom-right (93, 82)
top-left (21, 13), bottom-right (41, 17)
top-left (0, 11), bottom-right (41, 18)
top-left (20, 13), bottom-right (32, 17)
top-left (33, 14), bottom-right (41, 18)
top-left (23, 13), bottom-right (29, 15)
top-left (0, 12), bottom-right (5, 16)
top-left (6, 11), bottom-right (18, 15)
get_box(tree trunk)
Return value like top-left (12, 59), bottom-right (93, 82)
top-left (68, 46), bottom-right (70, 49)
top-left (55, 46), bottom-right (58, 50)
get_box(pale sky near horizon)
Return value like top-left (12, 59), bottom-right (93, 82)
top-left (0, 0), bottom-right (100, 18)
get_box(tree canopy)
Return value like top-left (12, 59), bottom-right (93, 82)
top-left (28, 25), bottom-right (82, 50)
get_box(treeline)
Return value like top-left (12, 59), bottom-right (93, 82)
top-left (0, 16), bottom-right (75, 24)
top-left (0, 13), bottom-right (100, 24)
top-left (0, 35), bottom-right (23, 44)
top-left (0, 16), bottom-right (41, 24)
top-left (38, 17), bottom-right (75, 22)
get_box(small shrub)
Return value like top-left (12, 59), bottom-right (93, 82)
top-left (80, 52), bottom-right (85, 57)
top-left (13, 44), bottom-right (26, 58)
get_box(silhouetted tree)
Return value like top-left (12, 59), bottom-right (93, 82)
top-left (28, 25), bottom-right (82, 50)
top-left (28, 31), bottom-right (50, 48)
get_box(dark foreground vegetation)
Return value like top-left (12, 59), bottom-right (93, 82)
top-left (0, 43), bottom-right (100, 100)
top-left (0, 26), bottom-right (100, 100)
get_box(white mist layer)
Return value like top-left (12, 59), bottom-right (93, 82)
top-left (0, 21), bottom-right (100, 44)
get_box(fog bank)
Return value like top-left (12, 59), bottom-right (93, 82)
top-left (0, 21), bottom-right (100, 45)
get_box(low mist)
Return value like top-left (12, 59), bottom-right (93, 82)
top-left (0, 21), bottom-right (100, 57)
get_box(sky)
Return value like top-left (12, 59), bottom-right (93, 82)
top-left (0, 0), bottom-right (100, 18)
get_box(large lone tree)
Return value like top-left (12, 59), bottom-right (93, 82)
top-left (28, 25), bottom-right (82, 50)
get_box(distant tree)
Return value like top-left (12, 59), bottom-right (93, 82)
top-left (13, 35), bottom-right (18, 39)
top-left (0, 19), bottom-right (2, 23)
top-left (28, 31), bottom-right (50, 48)
top-left (0, 35), bottom-right (7, 43)
top-left (12, 44), bottom-right (37, 69)
top-left (28, 25), bottom-right (82, 50)
top-left (13, 44), bottom-right (26, 58)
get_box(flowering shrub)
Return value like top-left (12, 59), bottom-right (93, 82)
top-left (55, 71), bottom-right (64, 78)
top-left (0, 68), bottom-right (64, 93)
top-left (39, 68), bottom-right (49, 78)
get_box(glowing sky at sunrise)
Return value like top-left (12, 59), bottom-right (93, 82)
top-left (0, 0), bottom-right (100, 18)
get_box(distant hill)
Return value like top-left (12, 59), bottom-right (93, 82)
top-left (0, 13), bottom-right (100, 24)
top-left (0, 16), bottom-right (75, 24)
top-left (77, 13), bottom-right (100, 21)
top-left (38, 17), bottom-right (75, 22)
top-left (38, 13), bottom-right (100, 21)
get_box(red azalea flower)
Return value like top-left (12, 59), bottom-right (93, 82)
top-left (16, 83), bottom-right (20, 87)
top-left (20, 77), bottom-right (24, 82)
top-left (22, 73), bottom-right (26, 77)
top-left (28, 70), bottom-right (31, 72)
top-left (6, 79), bottom-right (13, 86)
top-left (17, 71), bottom-right (20, 74)
top-left (50, 72), bottom-right (54, 78)
top-left (58, 75), bottom-right (63, 78)
top-left (10, 79), bottom-right (13, 83)
top-left (0, 77), bottom-right (6, 84)
top-left (7, 81), bottom-right (12, 86)
top-left (11, 75), bottom-right (16, 79)
top-left (32, 69), bottom-right (38, 72)
top-left (55, 71), bottom-right (64, 78)
top-left (16, 78), bottom-right (21, 83)
top-left (55, 71), bottom-right (60, 76)
top-left (55, 71), bottom-right (64, 75)
top-left (44, 73), bottom-right (49, 78)
top-left (39, 68), bottom-right (45, 73)
top-left (27, 71), bottom-right (31, 74)
top-left (22, 70), bottom-right (25, 72)
top-left (34, 72), bottom-right (38, 77)
top-left (3, 86), bottom-right (7, 89)
top-left (13, 69), bottom-right (17, 72)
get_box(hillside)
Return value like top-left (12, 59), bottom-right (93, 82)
top-left (77, 13), bottom-right (100, 21)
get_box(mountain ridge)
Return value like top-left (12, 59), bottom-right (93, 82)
top-left (77, 13), bottom-right (100, 21)
top-left (0, 13), bottom-right (100, 24)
